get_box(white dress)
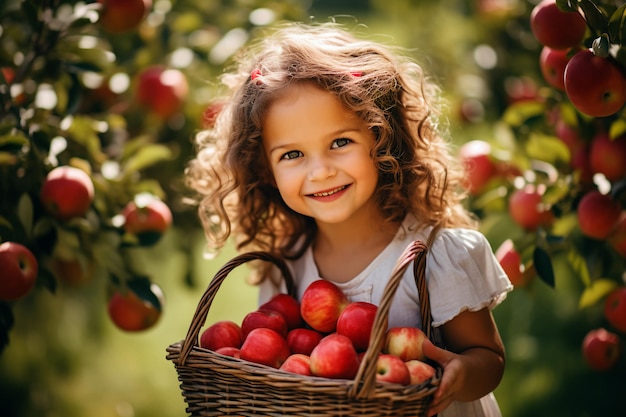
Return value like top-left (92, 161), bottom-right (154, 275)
top-left (259, 215), bottom-right (513, 417)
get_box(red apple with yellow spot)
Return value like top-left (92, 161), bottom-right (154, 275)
top-left (0, 242), bottom-right (38, 301)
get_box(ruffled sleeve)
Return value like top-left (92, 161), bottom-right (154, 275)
top-left (425, 228), bottom-right (513, 327)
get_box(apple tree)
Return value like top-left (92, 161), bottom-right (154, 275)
top-left (462, 0), bottom-right (626, 373)
top-left (0, 0), bottom-right (306, 351)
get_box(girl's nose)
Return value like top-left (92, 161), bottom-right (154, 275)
top-left (307, 157), bottom-right (336, 181)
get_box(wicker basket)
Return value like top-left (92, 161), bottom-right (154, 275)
top-left (166, 240), bottom-right (441, 416)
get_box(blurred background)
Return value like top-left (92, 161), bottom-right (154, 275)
top-left (1, 0), bottom-right (625, 416)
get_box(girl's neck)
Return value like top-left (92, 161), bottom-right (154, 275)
top-left (312, 211), bottom-right (401, 283)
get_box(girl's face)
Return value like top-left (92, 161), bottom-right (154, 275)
top-left (262, 82), bottom-right (379, 227)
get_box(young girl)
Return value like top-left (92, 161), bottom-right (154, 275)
top-left (186, 22), bottom-right (512, 417)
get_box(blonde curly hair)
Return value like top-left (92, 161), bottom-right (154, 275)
top-left (185, 22), bottom-right (476, 271)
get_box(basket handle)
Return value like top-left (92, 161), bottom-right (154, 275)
top-left (350, 224), bottom-right (440, 399)
top-left (178, 251), bottom-right (295, 365)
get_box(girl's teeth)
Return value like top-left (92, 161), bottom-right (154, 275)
top-left (313, 186), bottom-right (345, 197)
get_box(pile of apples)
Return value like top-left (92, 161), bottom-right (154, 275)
top-left (200, 279), bottom-right (436, 386)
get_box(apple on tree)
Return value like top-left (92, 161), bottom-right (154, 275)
top-left (309, 333), bottom-right (360, 379)
top-left (608, 215), bottom-right (626, 257)
top-left (604, 287), bottom-right (626, 333)
top-left (300, 279), bottom-right (349, 333)
top-left (384, 327), bottom-right (427, 362)
top-left (576, 190), bottom-right (621, 240)
top-left (336, 301), bottom-right (378, 351)
top-left (98, 0), bottom-right (152, 33)
top-left (122, 194), bottom-right (173, 246)
top-left (200, 320), bottom-right (243, 352)
top-left (135, 65), bottom-right (189, 120)
top-left (539, 46), bottom-right (571, 91)
top-left (239, 327), bottom-right (290, 369)
top-left (564, 49), bottom-right (626, 118)
top-left (107, 279), bottom-right (164, 332)
top-left (0, 241), bottom-right (38, 301)
top-left (495, 239), bottom-right (527, 287)
top-left (40, 165), bottom-right (95, 221)
top-left (458, 140), bottom-right (497, 195)
top-left (589, 132), bottom-right (626, 181)
top-left (508, 184), bottom-right (553, 230)
top-left (582, 327), bottom-right (621, 371)
top-left (530, 0), bottom-right (587, 50)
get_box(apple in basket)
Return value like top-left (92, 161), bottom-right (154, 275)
top-left (241, 308), bottom-right (288, 339)
top-left (385, 327), bottom-right (427, 361)
top-left (260, 293), bottom-right (304, 330)
top-left (279, 353), bottom-right (313, 376)
top-left (215, 346), bottom-right (241, 358)
top-left (375, 354), bottom-right (411, 386)
top-left (300, 280), bottom-right (349, 333)
top-left (336, 301), bottom-right (378, 352)
top-left (287, 328), bottom-right (324, 356)
top-left (200, 320), bottom-right (243, 351)
top-left (405, 359), bottom-right (436, 385)
top-left (309, 333), bottom-right (360, 379)
top-left (239, 327), bottom-right (291, 368)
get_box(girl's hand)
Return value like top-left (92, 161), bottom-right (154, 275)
top-left (422, 338), bottom-right (466, 417)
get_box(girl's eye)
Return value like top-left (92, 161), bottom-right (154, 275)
top-left (331, 138), bottom-right (351, 148)
top-left (281, 150), bottom-right (303, 160)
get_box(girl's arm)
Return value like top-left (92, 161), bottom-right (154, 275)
top-left (422, 307), bottom-right (506, 416)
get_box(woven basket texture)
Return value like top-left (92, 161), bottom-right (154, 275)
top-left (166, 240), bottom-right (441, 416)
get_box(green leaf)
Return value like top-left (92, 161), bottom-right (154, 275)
top-left (578, 278), bottom-right (619, 308)
top-left (502, 101), bottom-right (545, 127)
top-left (122, 144), bottom-right (173, 174)
top-left (526, 133), bottom-right (571, 165)
top-left (609, 118), bottom-right (626, 138)
top-left (567, 247), bottom-right (591, 286)
top-left (579, 0), bottom-right (609, 34)
top-left (0, 133), bottom-right (29, 151)
top-left (533, 246), bottom-right (555, 287)
top-left (608, 3), bottom-right (626, 45)
top-left (17, 194), bottom-right (33, 236)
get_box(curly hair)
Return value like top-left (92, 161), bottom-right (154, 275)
top-left (185, 22), bottom-right (476, 271)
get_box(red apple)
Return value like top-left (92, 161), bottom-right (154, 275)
top-left (495, 239), bottom-right (526, 287)
top-left (287, 328), bottom-right (324, 356)
top-left (309, 333), bottom-right (360, 379)
top-left (0, 242), bottom-right (38, 301)
top-left (241, 308), bottom-right (288, 339)
top-left (405, 359), bottom-right (436, 385)
top-left (539, 46), bottom-right (571, 90)
top-left (239, 327), bottom-right (290, 368)
top-left (40, 166), bottom-right (94, 221)
top-left (608, 214), bottom-right (626, 257)
top-left (135, 66), bottom-right (188, 120)
top-left (508, 185), bottom-right (553, 230)
top-left (530, 0), bottom-right (587, 50)
top-left (384, 327), bottom-right (427, 362)
top-left (577, 191), bottom-right (621, 240)
top-left (582, 327), bottom-right (621, 371)
top-left (375, 354), bottom-right (411, 386)
top-left (107, 280), bottom-right (163, 332)
top-left (604, 287), bottom-right (626, 333)
top-left (279, 353), bottom-right (313, 376)
top-left (564, 49), bottom-right (626, 118)
top-left (554, 118), bottom-right (587, 156)
top-left (300, 280), bottom-right (349, 333)
top-left (98, 0), bottom-right (151, 33)
top-left (336, 301), bottom-right (378, 351)
top-left (122, 195), bottom-right (172, 246)
top-left (259, 293), bottom-right (303, 330)
top-left (458, 140), bottom-right (497, 195)
top-left (200, 320), bottom-right (243, 351)
top-left (589, 132), bottom-right (626, 181)
top-left (214, 346), bottom-right (241, 358)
